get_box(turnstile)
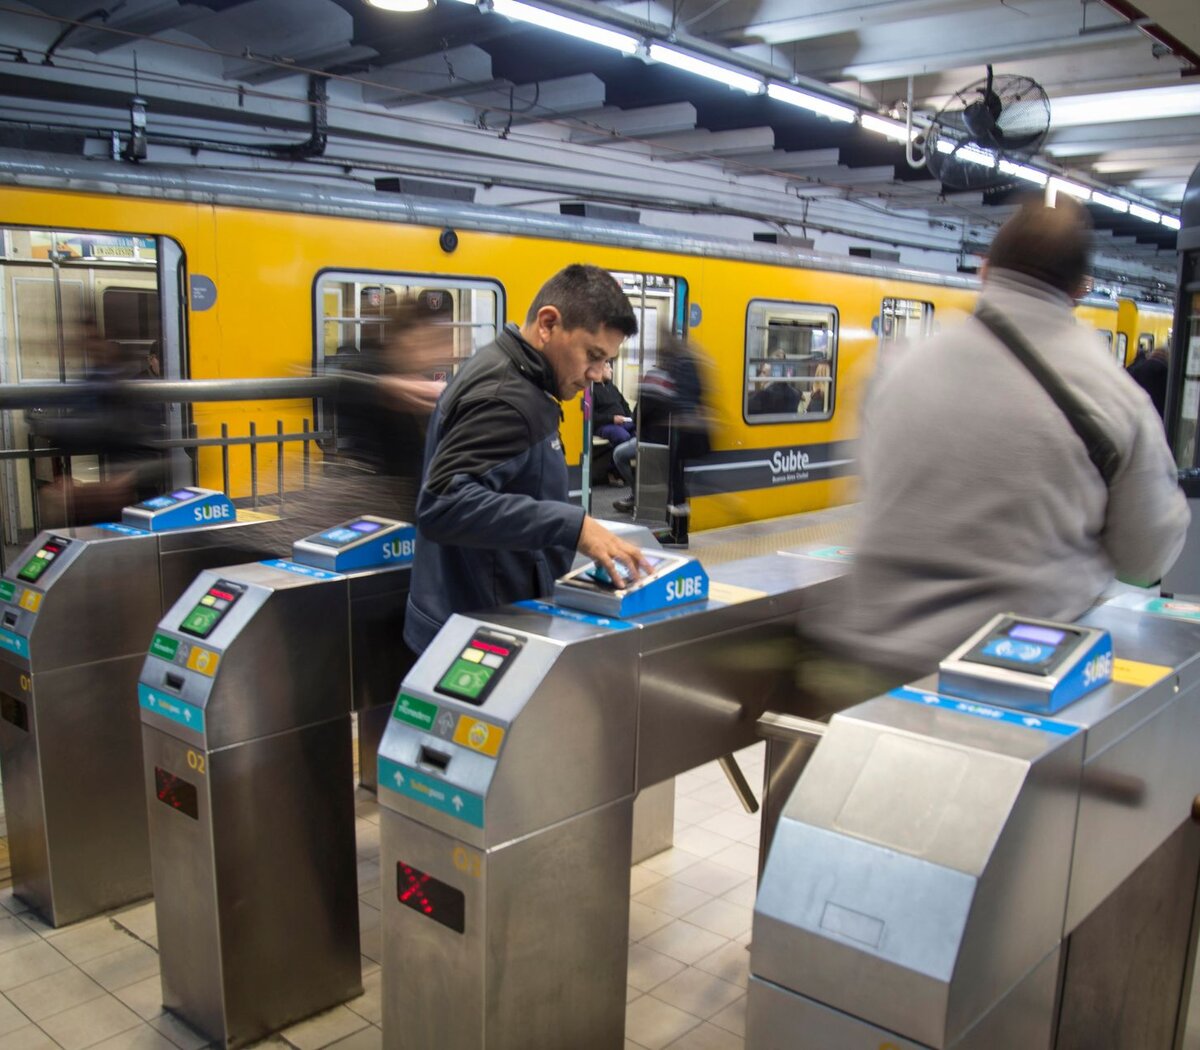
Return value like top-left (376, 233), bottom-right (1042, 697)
top-left (0, 488), bottom-right (288, 926)
top-left (376, 547), bottom-right (849, 1049)
top-left (138, 515), bottom-right (421, 1048)
top-left (747, 603), bottom-right (1200, 1049)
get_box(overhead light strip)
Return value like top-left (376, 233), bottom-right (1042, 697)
top-left (766, 83), bottom-right (855, 123)
top-left (490, 0), bottom-right (639, 55)
top-left (391, 0), bottom-right (1185, 230)
top-left (647, 44), bottom-right (762, 94)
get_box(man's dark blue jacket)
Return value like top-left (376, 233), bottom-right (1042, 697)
top-left (403, 324), bottom-right (585, 653)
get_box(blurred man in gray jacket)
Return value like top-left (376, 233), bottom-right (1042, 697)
top-left (813, 197), bottom-right (1189, 683)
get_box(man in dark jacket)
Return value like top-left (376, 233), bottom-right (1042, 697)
top-left (404, 264), bottom-right (652, 654)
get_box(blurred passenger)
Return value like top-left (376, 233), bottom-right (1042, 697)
top-left (805, 362), bottom-right (831, 414)
top-left (1127, 342), bottom-right (1169, 420)
top-left (808, 197), bottom-right (1188, 706)
top-left (404, 263), bottom-right (652, 655)
top-left (635, 335), bottom-right (711, 545)
top-left (30, 319), bottom-right (168, 525)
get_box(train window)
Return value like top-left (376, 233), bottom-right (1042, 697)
top-left (879, 298), bottom-right (934, 343)
top-left (1138, 333), bottom-right (1155, 355)
top-left (744, 300), bottom-right (837, 424)
top-left (1116, 333), bottom-right (1128, 363)
top-left (313, 271), bottom-right (504, 379)
top-left (1098, 329), bottom-right (1115, 355)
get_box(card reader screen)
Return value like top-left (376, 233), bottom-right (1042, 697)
top-left (1008, 623), bottom-right (1066, 646)
top-left (435, 629), bottom-right (523, 705)
top-left (135, 489), bottom-right (198, 511)
top-left (17, 536), bottom-right (70, 583)
top-left (180, 579), bottom-right (246, 638)
top-left (586, 553), bottom-right (666, 587)
top-left (316, 519), bottom-right (386, 547)
top-left (397, 859), bottom-right (464, 933)
top-left (965, 618), bottom-right (1082, 675)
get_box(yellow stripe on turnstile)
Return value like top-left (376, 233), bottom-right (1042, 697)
top-left (707, 581), bottom-right (765, 605)
top-left (1112, 658), bottom-right (1172, 688)
top-left (232, 509), bottom-right (278, 523)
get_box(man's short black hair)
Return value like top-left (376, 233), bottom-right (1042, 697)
top-left (525, 264), bottom-right (639, 337)
top-left (987, 196), bottom-right (1093, 296)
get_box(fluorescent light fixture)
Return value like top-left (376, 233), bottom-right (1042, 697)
top-left (767, 83), bottom-right (855, 123)
top-left (648, 44), bottom-right (762, 94)
top-left (933, 137), bottom-right (993, 167)
top-left (1162, 215), bottom-right (1182, 231)
top-left (368, 0), bottom-right (432, 9)
top-left (861, 114), bottom-right (913, 141)
top-left (1091, 191), bottom-right (1128, 213)
top-left (1049, 177), bottom-right (1091, 202)
top-left (999, 159), bottom-right (1048, 185)
top-left (1050, 84), bottom-right (1200, 128)
top-left (1129, 203), bottom-right (1161, 223)
top-left (491, 0), bottom-right (639, 53)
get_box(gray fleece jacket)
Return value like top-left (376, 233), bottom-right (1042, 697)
top-left (813, 269), bottom-right (1189, 676)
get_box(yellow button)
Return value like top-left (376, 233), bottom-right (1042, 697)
top-left (460, 648), bottom-right (484, 663)
top-left (453, 715), bottom-right (505, 757)
top-left (200, 595), bottom-right (216, 607)
top-left (19, 590), bottom-right (41, 613)
top-left (186, 646), bottom-right (220, 676)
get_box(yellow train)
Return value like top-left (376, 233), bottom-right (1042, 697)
top-left (1076, 296), bottom-right (1175, 367)
top-left (0, 156), bottom-right (1175, 535)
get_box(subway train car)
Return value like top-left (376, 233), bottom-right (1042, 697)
top-left (0, 153), bottom-right (1171, 536)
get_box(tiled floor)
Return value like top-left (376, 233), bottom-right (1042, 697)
top-left (0, 744), bottom-right (766, 1050)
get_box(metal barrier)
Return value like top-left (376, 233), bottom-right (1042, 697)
top-left (0, 378), bottom-right (340, 570)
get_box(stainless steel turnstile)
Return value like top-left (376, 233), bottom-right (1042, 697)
top-left (0, 495), bottom-right (287, 927)
top-left (376, 551), bottom-right (848, 1050)
top-left (747, 603), bottom-right (1200, 1049)
top-left (140, 562), bottom-right (359, 1049)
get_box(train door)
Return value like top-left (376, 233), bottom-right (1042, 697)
top-left (0, 227), bottom-right (188, 546)
top-left (584, 271), bottom-right (685, 514)
top-left (312, 269), bottom-right (504, 452)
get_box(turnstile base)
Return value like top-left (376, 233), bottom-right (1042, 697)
top-left (143, 718), bottom-right (361, 1049)
top-left (747, 947), bottom-right (1060, 1050)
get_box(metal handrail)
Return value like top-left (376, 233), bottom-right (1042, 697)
top-left (0, 376), bottom-right (338, 409)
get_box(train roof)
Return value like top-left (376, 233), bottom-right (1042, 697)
top-left (0, 150), bottom-right (982, 294)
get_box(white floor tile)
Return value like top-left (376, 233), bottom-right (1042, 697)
top-left (665, 1020), bottom-right (743, 1049)
top-left (0, 918), bottom-right (39, 957)
top-left (40, 994), bottom-right (141, 1050)
top-left (326, 1027), bottom-right (382, 1050)
top-left (50, 920), bottom-right (139, 965)
top-left (0, 1025), bottom-right (57, 1050)
top-left (650, 967), bottom-right (744, 1021)
top-left (633, 879), bottom-right (714, 920)
top-left (0, 941), bottom-right (72, 992)
top-left (639, 921), bottom-right (728, 967)
top-left (627, 944), bottom-right (686, 993)
top-left (671, 860), bottom-right (748, 898)
top-left (86, 1024), bottom-right (178, 1050)
top-left (0, 998), bottom-right (28, 1038)
top-left (692, 941), bottom-right (750, 990)
top-left (4, 966), bottom-right (107, 1022)
top-left (708, 995), bottom-right (747, 1038)
top-left (112, 975), bottom-right (165, 1022)
top-left (625, 994), bottom-right (702, 1050)
top-left (629, 901), bottom-right (675, 942)
top-left (279, 1004), bottom-right (368, 1050)
top-left (79, 943), bottom-right (159, 992)
top-left (681, 899), bottom-right (752, 941)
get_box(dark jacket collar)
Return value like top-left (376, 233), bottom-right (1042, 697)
top-left (499, 323), bottom-right (559, 400)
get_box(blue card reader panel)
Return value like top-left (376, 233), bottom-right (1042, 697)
top-left (291, 517), bottom-right (416, 572)
top-left (553, 550), bottom-right (709, 619)
top-left (121, 488), bottom-right (236, 532)
top-left (938, 613), bottom-right (1113, 713)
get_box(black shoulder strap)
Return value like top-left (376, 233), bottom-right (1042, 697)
top-left (975, 305), bottom-right (1121, 486)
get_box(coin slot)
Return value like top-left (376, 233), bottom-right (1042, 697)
top-left (418, 746), bottom-right (451, 773)
top-left (164, 672), bottom-right (185, 691)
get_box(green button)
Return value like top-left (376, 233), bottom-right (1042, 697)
top-left (181, 606), bottom-right (220, 636)
top-left (393, 693), bottom-right (438, 730)
top-left (437, 659), bottom-right (494, 700)
top-left (150, 633), bottom-right (179, 661)
top-left (0, 581), bottom-right (13, 602)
